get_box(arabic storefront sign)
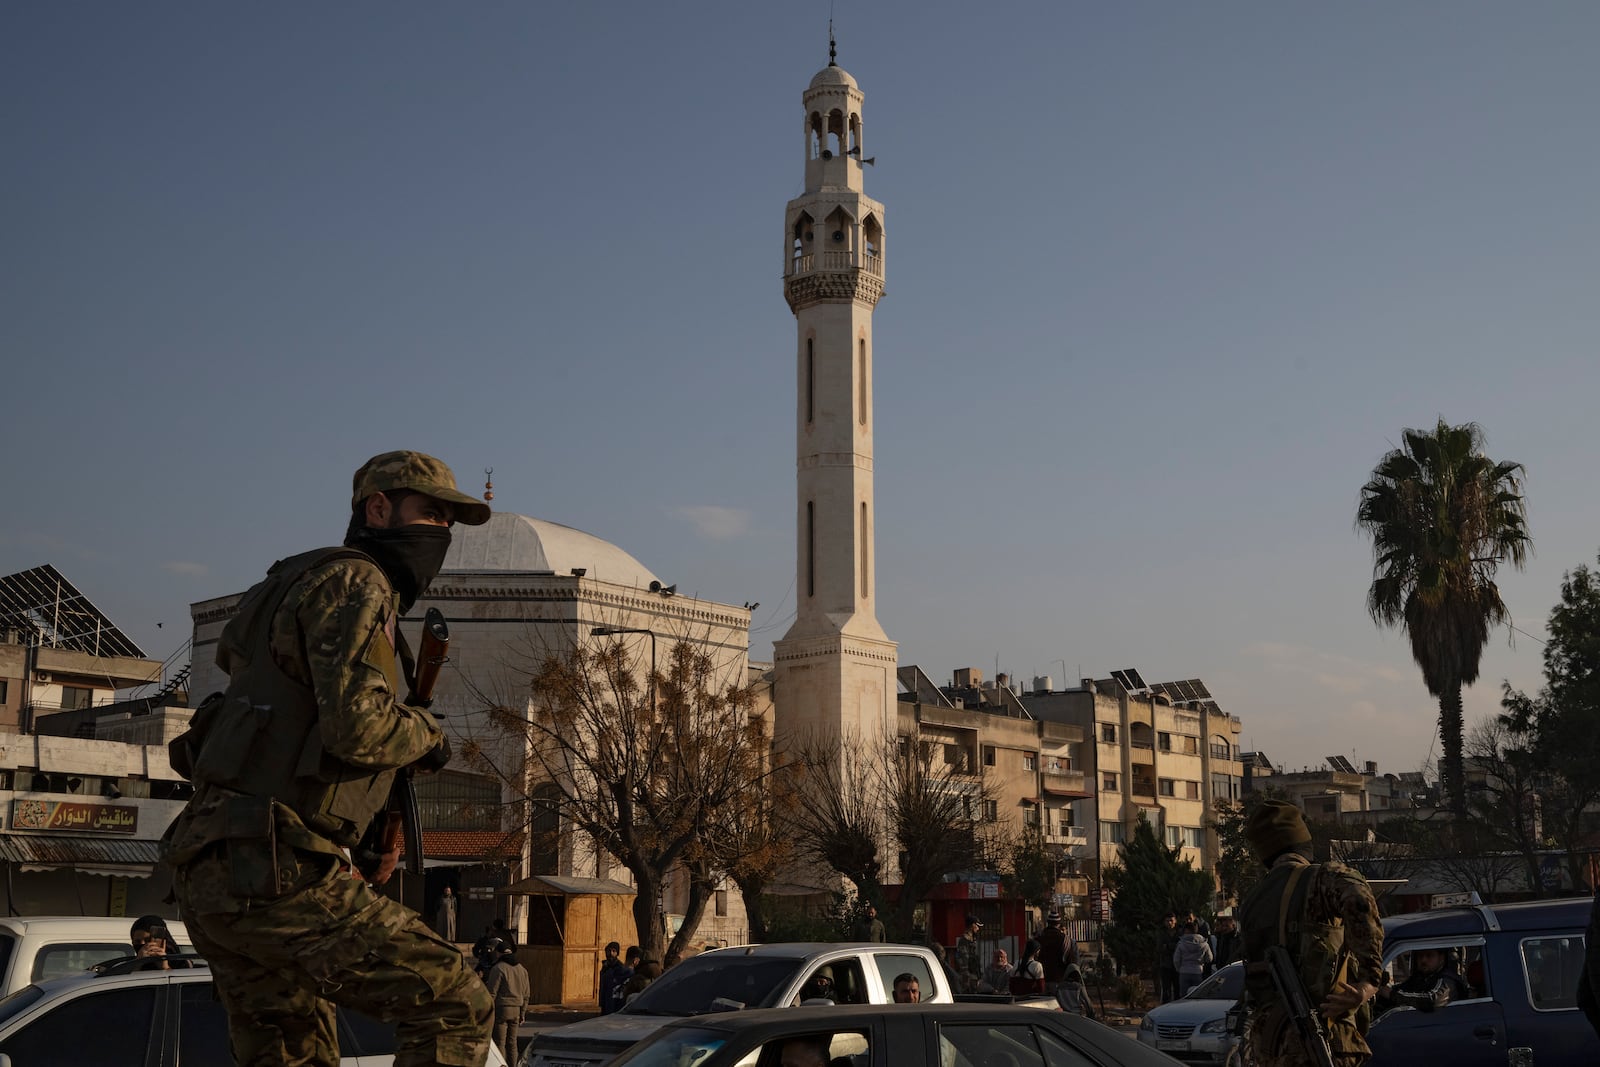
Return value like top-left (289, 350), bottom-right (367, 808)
top-left (10, 800), bottom-right (139, 834)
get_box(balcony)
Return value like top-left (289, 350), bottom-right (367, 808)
top-left (787, 249), bottom-right (885, 277)
top-left (1210, 744), bottom-right (1237, 762)
top-left (1041, 768), bottom-right (1089, 797)
top-left (1130, 741), bottom-right (1155, 765)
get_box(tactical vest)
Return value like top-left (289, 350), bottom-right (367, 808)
top-left (1240, 860), bottom-right (1355, 1020)
top-left (170, 547), bottom-right (403, 848)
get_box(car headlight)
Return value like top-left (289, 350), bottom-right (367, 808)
top-left (1199, 1017), bottom-right (1227, 1034)
top-left (1139, 1015), bottom-right (1155, 1032)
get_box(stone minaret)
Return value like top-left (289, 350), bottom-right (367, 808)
top-left (772, 46), bottom-right (898, 747)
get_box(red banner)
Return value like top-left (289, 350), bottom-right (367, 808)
top-left (10, 800), bottom-right (139, 834)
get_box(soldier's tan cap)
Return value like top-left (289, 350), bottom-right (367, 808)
top-left (1244, 798), bottom-right (1312, 861)
top-left (352, 450), bottom-right (492, 525)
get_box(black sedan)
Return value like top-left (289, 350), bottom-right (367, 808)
top-left (607, 1003), bottom-right (1178, 1067)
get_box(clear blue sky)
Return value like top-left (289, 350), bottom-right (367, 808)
top-left (5, 3), bottom-right (1598, 777)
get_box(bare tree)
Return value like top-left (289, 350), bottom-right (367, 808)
top-left (464, 629), bottom-right (765, 960)
top-left (779, 731), bottom-right (891, 907)
top-left (888, 737), bottom-right (999, 939)
top-left (1463, 716), bottom-right (1546, 894)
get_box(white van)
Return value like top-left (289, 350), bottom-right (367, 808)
top-left (0, 916), bottom-right (191, 996)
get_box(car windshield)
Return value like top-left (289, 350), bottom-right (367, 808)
top-left (623, 956), bottom-right (801, 1015)
top-left (0, 986), bottom-right (48, 1027)
top-left (611, 1026), bottom-right (728, 1067)
top-left (1188, 963), bottom-right (1244, 1000)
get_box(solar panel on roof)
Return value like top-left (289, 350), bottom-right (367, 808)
top-left (0, 565), bottom-right (145, 659)
top-left (1124, 668), bottom-right (1147, 690)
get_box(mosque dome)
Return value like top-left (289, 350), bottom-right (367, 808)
top-left (442, 513), bottom-right (659, 589)
top-left (808, 64), bottom-right (858, 90)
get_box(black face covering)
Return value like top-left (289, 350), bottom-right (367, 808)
top-left (348, 524), bottom-right (452, 614)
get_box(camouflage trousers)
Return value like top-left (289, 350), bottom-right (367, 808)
top-left (174, 843), bottom-right (493, 1067)
top-left (1243, 1006), bottom-right (1370, 1067)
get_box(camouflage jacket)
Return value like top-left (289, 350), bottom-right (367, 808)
top-left (228, 554), bottom-right (441, 775)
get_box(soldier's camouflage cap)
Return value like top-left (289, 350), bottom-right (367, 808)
top-left (352, 450), bottom-right (492, 525)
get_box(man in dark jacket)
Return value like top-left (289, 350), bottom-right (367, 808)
top-left (1156, 912), bottom-right (1182, 1003)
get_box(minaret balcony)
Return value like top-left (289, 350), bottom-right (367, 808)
top-left (787, 250), bottom-right (883, 278)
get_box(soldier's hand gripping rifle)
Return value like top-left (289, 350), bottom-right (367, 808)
top-left (1253, 945), bottom-right (1338, 1067)
top-left (356, 607), bottom-right (449, 883)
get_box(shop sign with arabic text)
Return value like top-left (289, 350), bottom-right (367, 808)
top-left (10, 800), bottom-right (139, 834)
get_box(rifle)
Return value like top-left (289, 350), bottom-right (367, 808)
top-left (357, 607), bottom-right (449, 883)
top-left (1250, 945), bottom-right (1337, 1067)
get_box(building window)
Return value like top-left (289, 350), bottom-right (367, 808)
top-left (1182, 826), bottom-right (1205, 849)
top-left (415, 772), bottom-right (502, 831)
top-left (982, 800), bottom-right (998, 822)
top-left (858, 338), bottom-right (868, 425)
top-left (0, 679), bottom-right (8, 704)
top-left (1165, 826), bottom-right (1181, 849)
top-left (1157, 732), bottom-right (1172, 752)
top-left (1100, 820), bottom-right (1125, 844)
top-left (60, 686), bottom-right (94, 711)
top-left (1023, 754), bottom-right (1037, 772)
top-left (1100, 723), bottom-right (1117, 744)
top-left (1183, 735), bottom-right (1199, 755)
top-left (1023, 807), bottom-right (1040, 827)
top-left (715, 889), bottom-right (728, 917)
top-left (806, 501), bottom-right (815, 598)
top-left (806, 339), bottom-right (814, 424)
top-left (944, 744), bottom-right (968, 771)
top-left (1101, 772), bottom-right (1118, 792)
top-left (983, 746), bottom-right (996, 767)
top-left (860, 501), bottom-right (869, 599)
top-left (1158, 778), bottom-right (1175, 797)
top-left (1185, 780), bottom-right (1201, 800)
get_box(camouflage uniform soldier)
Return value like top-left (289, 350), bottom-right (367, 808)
top-left (1238, 799), bottom-right (1383, 1067)
top-left (162, 451), bottom-right (494, 1067)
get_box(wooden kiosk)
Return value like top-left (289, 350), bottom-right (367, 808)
top-left (498, 874), bottom-right (636, 1005)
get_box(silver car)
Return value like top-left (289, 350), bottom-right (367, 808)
top-left (1135, 962), bottom-right (1243, 1064)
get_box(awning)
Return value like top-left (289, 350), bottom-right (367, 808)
top-left (0, 835), bottom-right (163, 878)
top-left (499, 874), bottom-right (635, 897)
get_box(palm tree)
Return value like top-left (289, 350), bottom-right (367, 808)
top-left (1356, 419), bottom-right (1530, 815)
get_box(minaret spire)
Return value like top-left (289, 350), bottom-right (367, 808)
top-left (828, 19), bottom-right (837, 66)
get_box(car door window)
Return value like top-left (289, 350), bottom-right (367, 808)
top-left (755, 1029), bottom-right (871, 1067)
top-left (937, 1024), bottom-right (1046, 1067)
top-left (178, 981), bottom-right (235, 1064)
top-left (1522, 935), bottom-right (1585, 1011)
top-left (794, 957), bottom-right (867, 1005)
top-left (1036, 1029), bottom-right (1099, 1067)
top-left (0, 985), bottom-right (158, 1067)
top-left (873, 953), bottom-right (935, 1002)
top-left (32, 942), bottom-right (132, 982)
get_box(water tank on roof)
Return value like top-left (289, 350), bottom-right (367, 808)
top-left (1032, 675), bottom-right (1052, 694)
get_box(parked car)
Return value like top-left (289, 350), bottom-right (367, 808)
top-left (0, 962), bottom-right (509, 1067)
top-left (608, 1002), bottom-right (1176, 1067)
top-left (1135, 961), bottom-right (1243, 1063)
top-left (1368, 896), bottom-right (1598, 1067)
top-left (522, 942), bottom-right (956, 1067)
top-left (0, 916), bottom-right (191, 997)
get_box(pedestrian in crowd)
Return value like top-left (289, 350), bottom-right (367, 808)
top-left (484, 940), bottom-right (531, 1064)
top-left (1212, 913), bottom-right (1241, 968)
top-left (598, 941), bottom-right (633, 1014)
top-left (1238, 798), bottom-right (1383, 1067)
top-left (892, 972), bottom-right (921, 1003)
top-left (161, 450), bottom-right (494, 1067)
top-left (436, 885), bottom-right (457, 941)
top-left (1010, 939), bottom-right (1046, 996)
top-left (1055, 964), bottom-right (1096, 1019)
top-left (927, 939), bottom-right (960, 993)
top-left (1185, 908), bottom-right (1212, 938)
top-left (622, 957), bottom-right (661, 1004)
top-left (1580, 885), bottom-right (1600, 1040)
top-left (1156, 912), bottom-right (1182, 1004)
top-left (1037, 910), bottom-right (1073, 992)
top-left (852, 902), bottom-right (886, 943)
top-left (979, 947), bottom-right (1014, 993)
top-left (953, 914), bottom-right (985, 993)
top-left (129, 915), bottom-right (174, 971)
top-left (1379, 948), bottom-right (1468, 1013)
top-left (1173, 920), bottom-right (1213, 998)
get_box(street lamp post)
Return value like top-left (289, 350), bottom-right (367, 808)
top-left (590, 626), bottom-right (658, 710)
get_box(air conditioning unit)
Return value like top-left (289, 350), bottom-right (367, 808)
top-left (33, 672), bottom-right (50, 683)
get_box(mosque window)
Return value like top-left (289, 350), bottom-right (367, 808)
top-left (858, 339), bottom-right (868, 425)
top-left (859, 502), bottom-right (869, 598)
top-left (806, 339), bottom-right (814, 424)
top-left (807, 501), bottom-right (815, 598)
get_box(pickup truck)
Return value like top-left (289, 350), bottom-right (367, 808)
top-left (521, 942), bottom-right (956, 1067)
top-left (1368, 897), bottom-right (1599, 1067)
